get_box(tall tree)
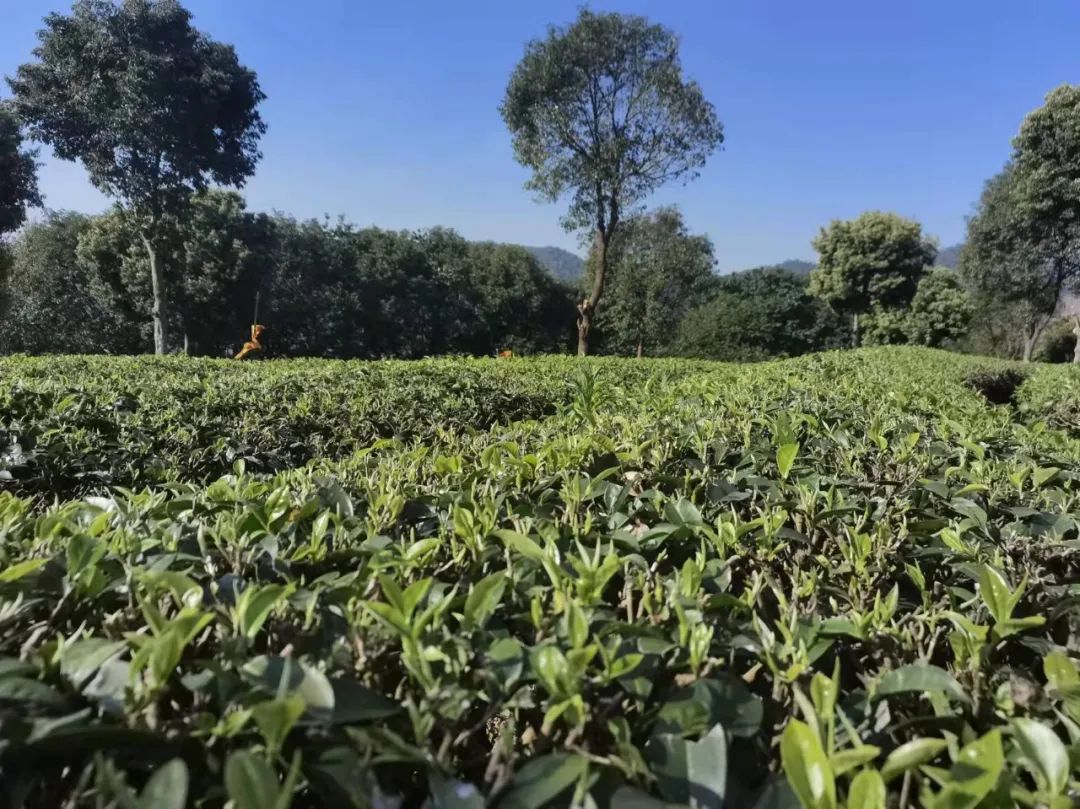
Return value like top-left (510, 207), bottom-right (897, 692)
top-left (0, 102), bottom-right (41, 236)
top-left (959, 163), bottom-right (1078, 361)
top-left (501, 9), bottom-right (722, 355)
top-left (809, 211), bottom-right (936, 346)
top-left (585, 206), bottom-right (715, 356)
top-left (9, 0), bottom-right (265, 354)
top-left (961, 86), bottom-right (1080, 361)
top-left (77, 191), bottom-right (271, 355)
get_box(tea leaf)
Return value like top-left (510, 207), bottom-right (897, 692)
top-left (647, 723), bottom-right (728, 808)
top-left (876, 665), bottom-right (967, 702)
top-left (498, 753), bottom-right (587, 809)
top-left (777, 443), bottom-right (799, 480)
top-left (780, 720), bottom-right (835, 809)
top-left (1011, 718), bottom-right (1068, 795)
top-left (846, 769), bottom-right (885, 809)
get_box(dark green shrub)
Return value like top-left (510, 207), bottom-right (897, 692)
top-left (964, 367), bottom-right (1027, 405)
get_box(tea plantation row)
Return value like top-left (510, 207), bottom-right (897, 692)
top-left (0, 348), bottom-right (1078, 808)
top-left (0, 354), bottom-right (713, 500)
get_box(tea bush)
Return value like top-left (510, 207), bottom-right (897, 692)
top-left (0, 347), bottom-right (1078, 808)
top-left (0, 355), bottom-right (711, 500)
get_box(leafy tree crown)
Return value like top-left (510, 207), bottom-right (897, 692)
top-left (8, 0), bottom-right (266, 218)
top-left (500, 9), bottom-right (722, 234)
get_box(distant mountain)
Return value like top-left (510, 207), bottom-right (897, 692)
top-left (523, 246), bottom-right (585, 283)
top-left (776, 259), bottom-right (815, 276)
top-left (936, 244), bottom-right (963, 269)
top-left (726, 259), bottom-right (815, 277)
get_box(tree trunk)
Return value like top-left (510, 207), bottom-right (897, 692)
top-left (577, 227), bottom-right (611, 357)
top-left (1022, 316), bottom-right (1049, 363)
top-left (183, 332), bottom-right (190, 356)
top-left (576, 308), bottom-right (591, 357)
top-left (852, 312), bottom-right (860, 348)
top-left (140, 231), bottom-right (169, 355)
top-left (1073, 320), bottom-right (1080, 364)
top-left (636, 337), bottom-right (643, 358)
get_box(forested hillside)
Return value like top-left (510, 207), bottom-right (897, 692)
top-left (522, 245), bottom-right (584, 282)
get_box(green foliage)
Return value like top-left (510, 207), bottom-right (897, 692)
top-left (956, 290), bottom-right (1033, 360)
top-left (904, 266), bottom-right (974, 347)
top-left (459, 241), bottom-right (575, 355)
top-left (501, 9), bottom-right (722, 234)
top-left (1, 205), bottom-right (575, 359)
top-left (856, 306), bottom-right (911, 347)
top-left (674, 268), bottom-right (848, 360)
top-left (961, 86), bottom-right (1080, 360)
top-left (1012, 84), bottom-right (1080, 261)
top-left (0, 211), bottom-right (140, 354)
top-left (0, 101), bottom-right (41, 236)
top-left (959, 165), bottom-right (1063, 361)
top-left (8, 0), bottom-right (265, 209)
top-left (1034, 316), bottom-right (1079, 363)
top-left (1, 347), bottom-right (1078, 806)
top-left (809, 212), bottom-right (936, 344)
top-left (501, 8), bottom-right (722, 353)
top-left (860, 264), bottom-right (976, 351)
top-left (264, 220), bottom-right (573, 359)
top-left (585, 207), bottom-right (717, 356)
top-left (76, 191), bottom-right (272, 355)
top-left (8, 0), bottom-right (266, 353)
top-left (0, 354), bottom-right (612, 498)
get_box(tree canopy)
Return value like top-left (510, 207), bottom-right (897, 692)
top-left (674, 267), bottom-right (847, 361)
top-left (585, 206), bottom-right (716, 356)
top-left (0, 211), bottom-right (139, 354)
top-left (77, 191), bottom-right (271, 355)
top-left (903, 267), bottom-right (973, 347)
top-left (0, 103), bottom-right (41, 237)
top-left (960, 161), bottom-right (1078, 360)
top-left (961, 85), bottom-right (1080, 361)
top-left (809, 211), bottom-right (936, 345)
top-left (501, 9), bottom-right (722, 355)
top-left (8, 0), bottom-right (266, 353)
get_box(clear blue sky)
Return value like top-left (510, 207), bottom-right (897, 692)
top-left (3, 0), bottom-right (1078, 272)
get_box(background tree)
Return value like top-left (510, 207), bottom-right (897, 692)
top-left (957, 294), bottom-right (1030, 360)
top-left (462, 242), bottom-right (575, 355)
top-left (959, 163), bottom-right (1077, 361)
top-left (585, 206), bottom-right (716, 356)
top-left (0, 211), bottom-right (140, 354)
top-left (0, 102), bottom-right (41, 237)
top-left (859, 307), bottom-right (911, 346)
top-left (961, 86), bottom-right (1080, 361)
top-left (171, 191), bottom-right (271, 355)
top-left (501, 9), bottom-right (722, 355)
top-left (9, 0), bottom-right (266, 354)
top-left (77, 191), bottom-right (271, 355)
top-left (809, 211), bottom-right (936, 346)
top-left (674, 267), bottom-right (847, 360)
top-left (904, 267), bottom-right (973, 347)
top-left (1032, 315), bottom-right (1079, 363)
top-left (259, 215), bottom-right (363, 358)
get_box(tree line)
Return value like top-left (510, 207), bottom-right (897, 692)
top-left (1, 2), bottom-right (1078, 361)
top-left (0, 196), bottom-right (576, 357)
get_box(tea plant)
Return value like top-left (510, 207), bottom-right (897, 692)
top-left (0, 347), bottom-right (1078, 807)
